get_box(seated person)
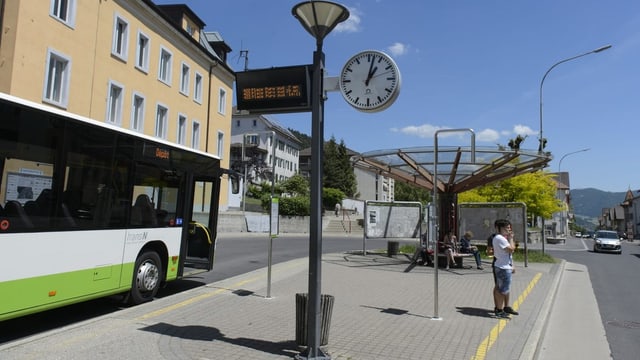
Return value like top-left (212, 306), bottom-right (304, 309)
top-left (416, 233), bottom-right (434, 267)
top-left (441, 232), bottom-right (457, 269)
top-left (460, 231), bottom-right (484, 270)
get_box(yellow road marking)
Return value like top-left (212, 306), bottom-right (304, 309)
top-left (472, 272), bottom-right (542, 360)
top-left (136, 260), bottom-right (304, 320)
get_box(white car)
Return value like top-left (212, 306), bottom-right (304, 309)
top-left (593, 230), bottom-right (622, 254)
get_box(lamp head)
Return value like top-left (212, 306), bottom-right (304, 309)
top-left (593, 44), bottom-right (612, 53)
top-left (292, 1), bottom-right (349, 42)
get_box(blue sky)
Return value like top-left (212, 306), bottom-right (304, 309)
top-left (155, 1), bottom-right (640, 193)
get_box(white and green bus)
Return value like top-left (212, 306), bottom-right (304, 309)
top-left (0, 93), bottom-right (236, 321)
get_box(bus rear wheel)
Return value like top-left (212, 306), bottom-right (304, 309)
top-left (129, 251), bottom-right (162, 305)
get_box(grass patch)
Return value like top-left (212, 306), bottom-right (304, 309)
top-left (398, 244), bottom-right (557, 263)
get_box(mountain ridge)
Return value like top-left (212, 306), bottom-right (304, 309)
top-left (571, 188), bottom-right (628, 218)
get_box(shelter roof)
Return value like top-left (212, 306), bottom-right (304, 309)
top-left (352, 146), bottom-right (552, 194)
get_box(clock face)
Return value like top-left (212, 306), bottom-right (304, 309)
top-left (339, 50), bottom-right (401, 113)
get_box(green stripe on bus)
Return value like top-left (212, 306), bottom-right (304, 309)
top-left (1, 256), bottom-right (179, 321)
top-left (0, 264), bottom-right (127, 321)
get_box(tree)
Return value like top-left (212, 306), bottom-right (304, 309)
top-left (323, 136), bottom-right (357, 197)
top-left (458, 171), bottom-right (563, 221)
top-left (394, 181), bottom-right (432, 204)
top-left (280, 173), bottom-right (309, 196)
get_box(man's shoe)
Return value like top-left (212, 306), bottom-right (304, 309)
top-left (504, 306), bottom-right (519, 315)
top-left (494, 309), bottom-right (510, 319)
top-left (477, 266), bottom-right (484, 270)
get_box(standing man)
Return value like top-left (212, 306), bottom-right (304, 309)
top-left (492, 219), bottom-right (519, 318)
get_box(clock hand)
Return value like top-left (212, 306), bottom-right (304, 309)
top-left (370, 69), bottom-right (393, 79)
top-left (365, 54), bottom-right (377, 86)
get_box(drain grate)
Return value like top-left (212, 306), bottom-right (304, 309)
top-left (607, 320), bottom-right (640, 329)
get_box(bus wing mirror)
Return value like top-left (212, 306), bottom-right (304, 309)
top-left (221, 168), bottom-right (241, 194)
top-left (231, 173), bottom-right (240, 194)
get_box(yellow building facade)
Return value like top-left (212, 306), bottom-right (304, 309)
top-left (0, 0), bottom-right (234, 209)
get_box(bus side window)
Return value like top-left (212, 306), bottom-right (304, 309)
top-left (131, 194), bottom-right (157, 227)
top-left (92, 187), bottom-right (114, 227)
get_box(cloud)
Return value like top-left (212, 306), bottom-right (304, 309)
top-left (335, 7), bottom-right (361, 33)
top-left (388, 42), bottom-right (409, 57)
top-left (391, 123), bottom-right (537, 144)
top-left (476, 129), bottom-right (500, 142)
top-left (390, 124), bottom-right (449, 138)
top-left (512, 124), bottom-right (537, 136)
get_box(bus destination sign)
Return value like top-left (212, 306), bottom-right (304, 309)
top-left (235, 65), bottom-right (312, 114)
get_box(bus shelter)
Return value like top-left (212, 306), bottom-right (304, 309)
top-left (352, 145), bottom-right (552, 241)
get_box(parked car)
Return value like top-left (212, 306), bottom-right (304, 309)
top-left (593, 230), bottom-right (622, 254)
top-left (575, 232), bottom-right (582, 238)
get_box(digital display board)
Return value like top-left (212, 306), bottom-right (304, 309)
top-left (236, 65), bottom-right (312, 114)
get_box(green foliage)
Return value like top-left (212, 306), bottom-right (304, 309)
top-left (323, 187), bottom-right (346, 210)
top-left (278, 196), bottom-right (310, 216)
top-left (394, 181), bottom-right (432, 204)
top-left (323, 136), bottom-right (357, 197)
top-left (458, 171), bottom-right (563, 219)
top-left (280, 174), bottom-right (309, 196)
top-left (248, 182), bottom-right (280, 199)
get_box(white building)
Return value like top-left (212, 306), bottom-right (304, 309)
top-left (229, 111), bottom-right (302, 208)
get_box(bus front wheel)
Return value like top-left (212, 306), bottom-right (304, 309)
top-left (129, 251), bottom-right (162, 304)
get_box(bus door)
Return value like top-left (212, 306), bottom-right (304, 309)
top-left (182, 176), bottom-right (221, 272)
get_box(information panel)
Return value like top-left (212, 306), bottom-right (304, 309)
top-left (5, 172), bottom-right (52, 204)
top-left (236, 65), bottom-right (312, 114)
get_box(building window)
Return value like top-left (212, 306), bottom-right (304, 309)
top-left (246, 134), bottom-right (258, 145)
top-left (180, 62), bottom-right (190, 96)
top-left (177, 114), bottom-right (187, 145)
top-left (112, 14), bottom-right (129, 61)
top-left (252, 119), bottom-right (257, 127)
top-left (236, 120), bottom-right (240, 127)
top-left (50, 0), bottom-right (76, 27)
top-left (217, 131), bottom-right (224, 158)
top-left (106, 81), bottom-right (124, 125)
top-left (192, 121), bottom-right (201, 150)
top-left (43, 48), bottom-right (71, 108)
top-left (194, 72), bottom-right (203, 103)
top-left (135, 31), bottom-right (150, 73)
top-left (131, 93), bottom-right (145, 132)
top-left (218, 88), bottom-right (227, 114)
top-left (158, 47), bottom-right (172, 85)
top-left (155, 104), bottom-right (168, 139)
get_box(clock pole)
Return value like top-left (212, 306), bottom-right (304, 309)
top-left (292, 2), bottom-right (349, 359)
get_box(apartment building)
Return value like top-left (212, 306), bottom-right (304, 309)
top-left (229, 112), bottom-right (302, 208)
top-left (0, 0), bottom-right (235, 209)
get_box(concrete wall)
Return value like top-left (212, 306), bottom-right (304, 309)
top-left (215, 212), bottom-right (325, 234)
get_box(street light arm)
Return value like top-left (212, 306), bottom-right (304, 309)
top-left (558, 148), bottom-right (591, 172)
top-left (538, 44), bottom-right (612, 153)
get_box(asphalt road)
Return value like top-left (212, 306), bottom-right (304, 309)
top-left (546, 236), bottom-right (640, 360)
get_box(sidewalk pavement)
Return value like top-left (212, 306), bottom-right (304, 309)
top-left (0, 246), bottom-right (611, 359)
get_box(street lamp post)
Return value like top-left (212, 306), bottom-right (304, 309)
top-left (292, 2), bottom-right (349, 359)
top-left (557, 147), bottom-right (590, 238)
top-left (241, 134), bottom-right (248, 214)
top-left (245, 131), bottom-right (278, 298)
top-left (538, 44), bottom-right (611, 153)
top-left (558, 148), bottom-right (591, 172)
top-left (538, 44), bottom-right (610, 251)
